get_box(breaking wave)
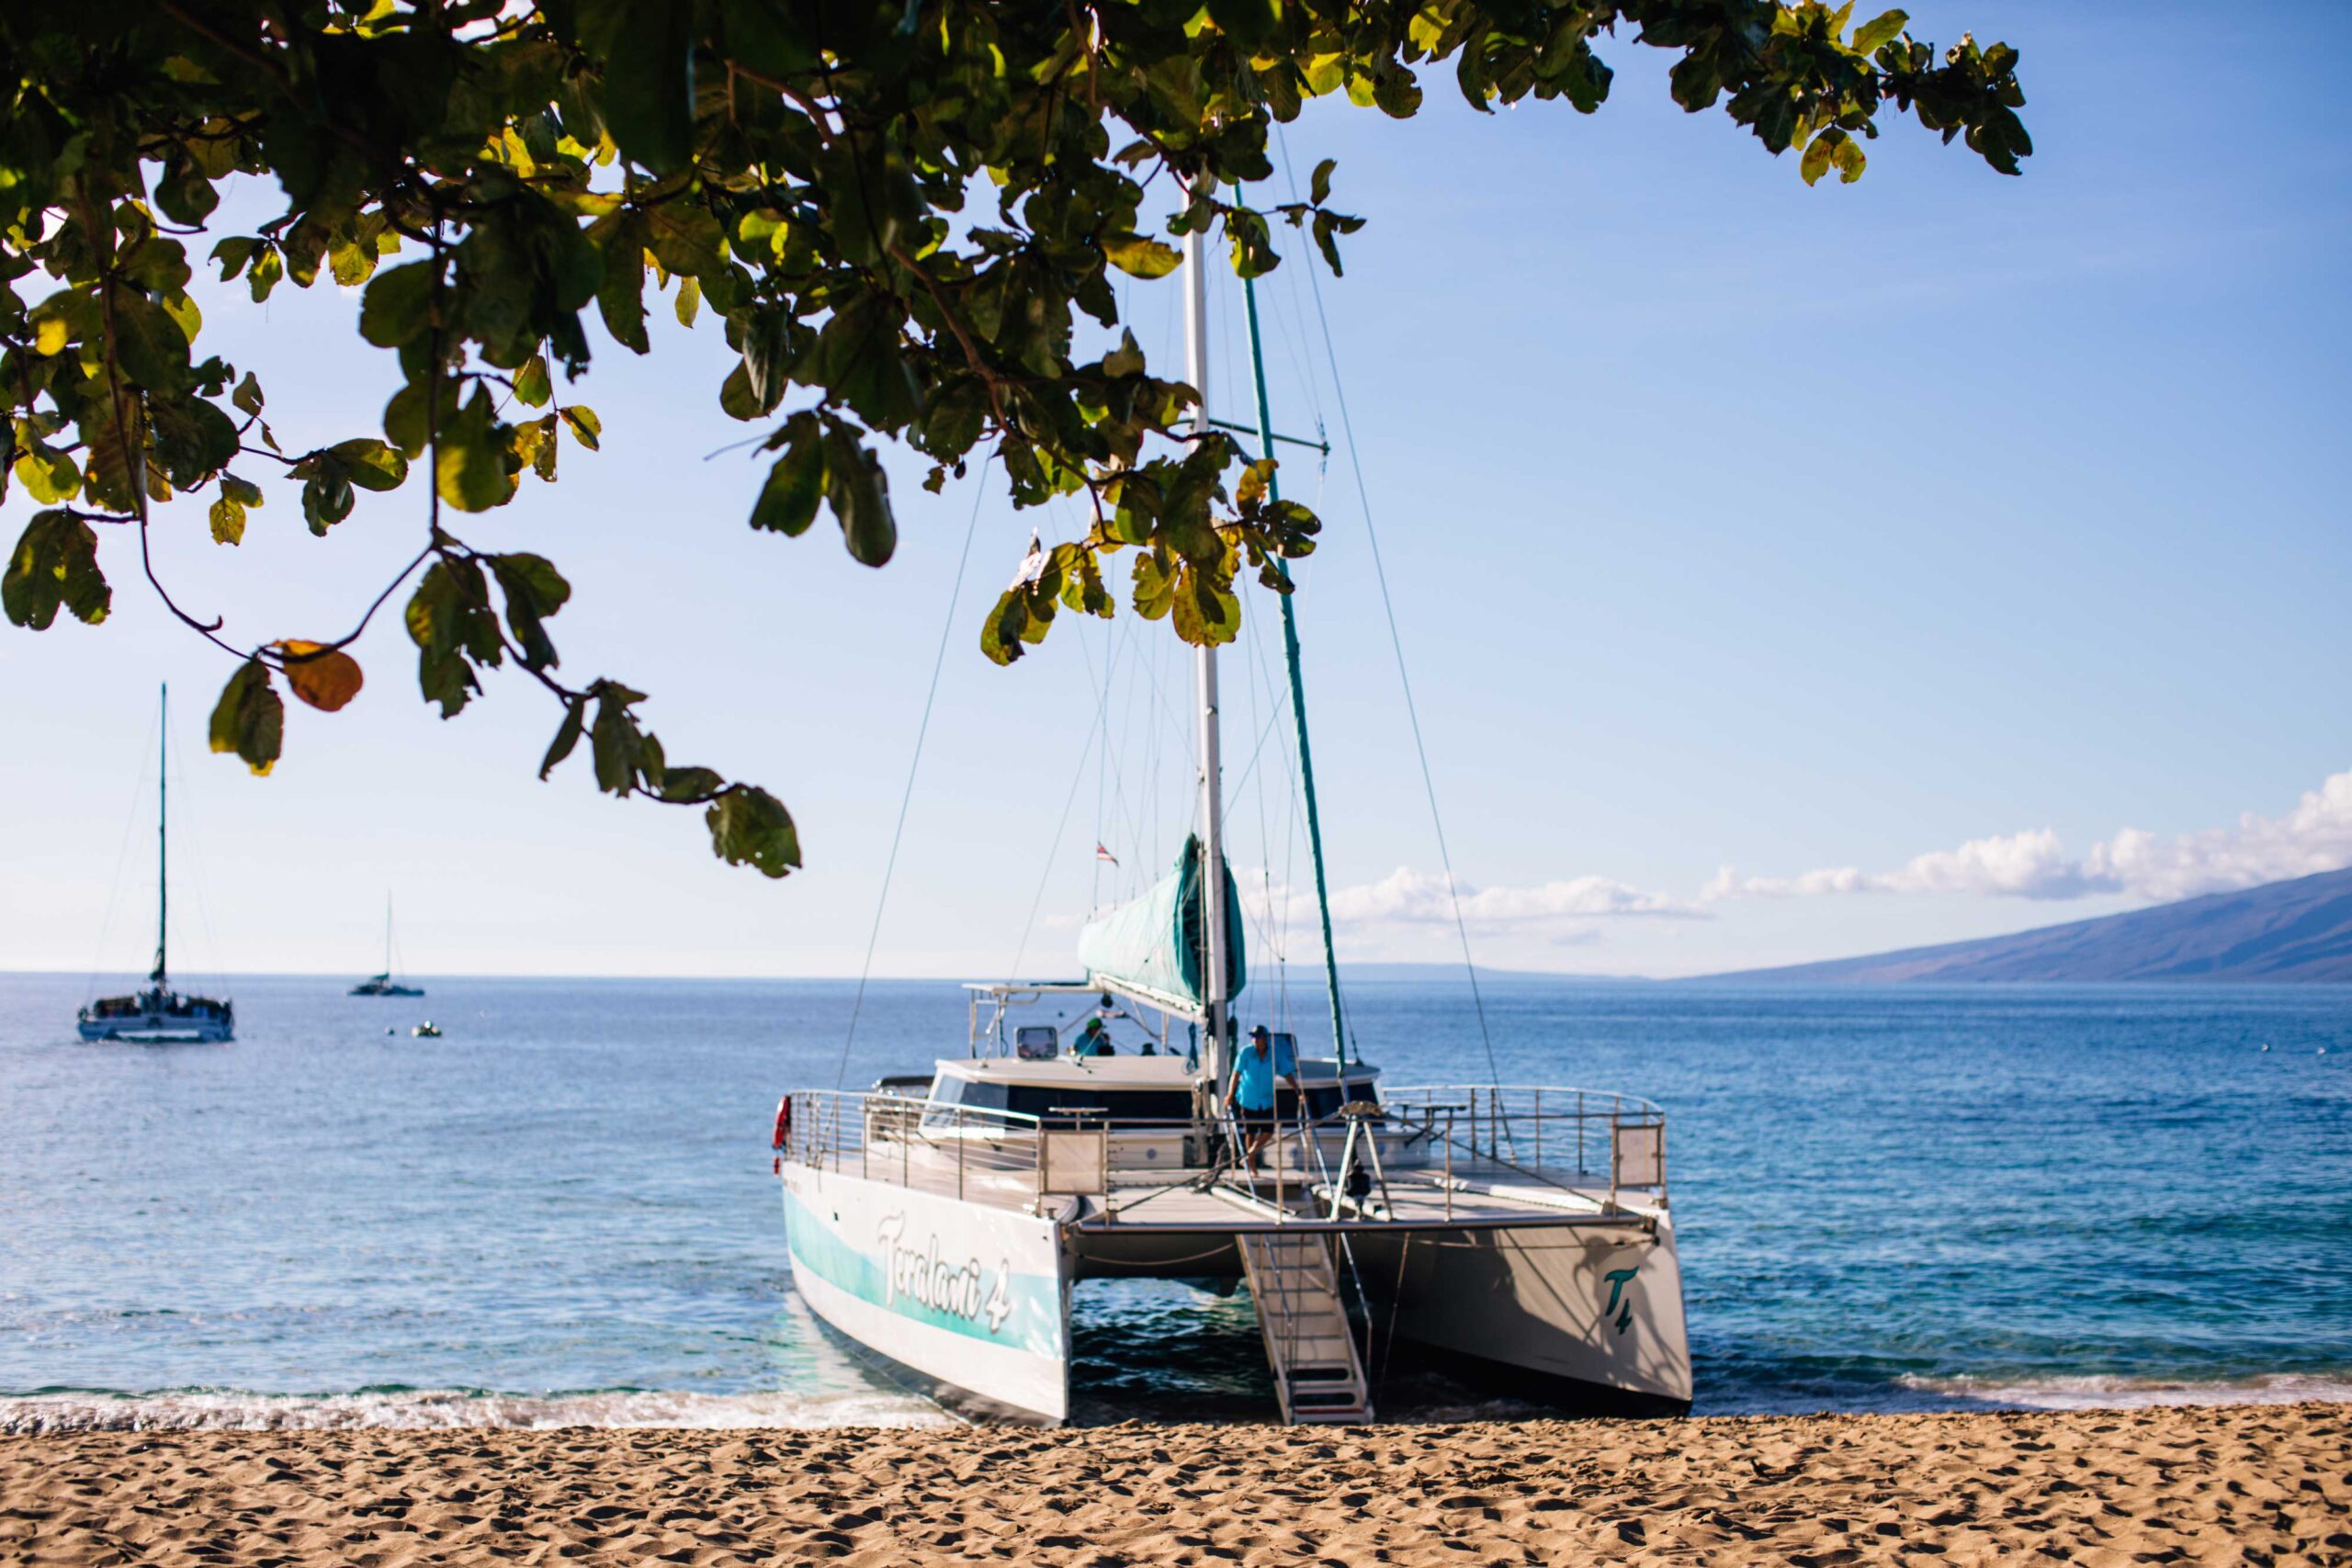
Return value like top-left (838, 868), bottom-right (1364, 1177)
top-left (0, 1386), bottom-right (956, 1435)
top-left (1889, 1371), bottom-right (2352, 1412)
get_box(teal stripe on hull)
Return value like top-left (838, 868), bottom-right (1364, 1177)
top-left (783, 1189), bottom-right (1063, 1359)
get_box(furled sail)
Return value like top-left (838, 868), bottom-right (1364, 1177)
top-left (1076, 835), bottom-right (1246, 1019)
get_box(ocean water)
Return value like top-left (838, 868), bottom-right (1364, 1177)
top-left (1, 974), bottom-right (2346, 1431)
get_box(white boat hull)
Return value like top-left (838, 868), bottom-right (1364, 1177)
top-left (77, 1013), bottom-right (232, 1044)
top-left (1354, 1207), bottom-right (1691, 1415)
top-left (781, 1161), bottom-right (1071, 1423)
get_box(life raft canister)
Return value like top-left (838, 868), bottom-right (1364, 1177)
top-left (771, 1095), bottom-right (792, 1174)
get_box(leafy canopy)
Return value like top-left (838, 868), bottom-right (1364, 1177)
top-left (0, 0), bottom-right (2027, 875)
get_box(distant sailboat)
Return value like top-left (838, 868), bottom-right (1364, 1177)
top-left (350, 896), bottom-right (424, 998)
top-left (78, 686), bottom-right (234, 1044)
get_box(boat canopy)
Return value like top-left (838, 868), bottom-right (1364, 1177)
top-left (1076, 835), bottom-right (1246, 1021)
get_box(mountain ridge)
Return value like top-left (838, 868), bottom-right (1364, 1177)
top-left (1705, 865), bottom-right (2352, 983)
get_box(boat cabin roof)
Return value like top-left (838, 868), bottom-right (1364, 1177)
top-left (930, 1055), bottom-right (1377, 1089)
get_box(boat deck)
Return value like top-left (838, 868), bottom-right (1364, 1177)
top-left (782, 1084), bottom-right (1668, 1237)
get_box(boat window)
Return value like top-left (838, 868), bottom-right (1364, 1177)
top-left (926, 1080), bottom-right (1193, 1126)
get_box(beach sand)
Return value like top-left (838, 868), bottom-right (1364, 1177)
top-left (3, 1402), bottom-right (2346, 1566)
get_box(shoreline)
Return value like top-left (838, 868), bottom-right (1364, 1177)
top-left (6, 1403), bottom-right (2346, 1565)
top-left (7, 1372), bottom-right (2352, 1437)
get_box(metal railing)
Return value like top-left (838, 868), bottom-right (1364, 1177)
top-left (1378, 1084), bottom-right (1666, 1187)
top-left (776, 1082), bottom-right (1668, 1207)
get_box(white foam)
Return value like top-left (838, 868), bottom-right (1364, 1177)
top-left (1890, 1371), bottom-right (2352, 1412)
top-left (0, 1386), bottom-right (957, 1435)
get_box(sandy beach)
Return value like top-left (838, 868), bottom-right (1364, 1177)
top-left (3, 1402), bottom-right (2346, 1566)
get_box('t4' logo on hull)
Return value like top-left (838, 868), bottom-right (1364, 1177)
top-left (1602, 1267), bottom-right (1639, 1336)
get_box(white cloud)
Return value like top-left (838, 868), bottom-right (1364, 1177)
top-left (1328, 866), bottom-right (1706, 925)
top-left (1707, 768), bottom-right (2352, 906)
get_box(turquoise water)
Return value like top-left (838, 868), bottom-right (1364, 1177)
top-left (2, 975), bottom-right (2346, 1429)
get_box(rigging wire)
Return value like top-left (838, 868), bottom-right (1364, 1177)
top-left (1002, 700), bottom-right (1108, 985)
top-left (164, 714), bottom-right (230, 998)
top-left (1277, 128), bottom-right (1505, 1093)
top-left (833, 458), bottom-right (994, 1090)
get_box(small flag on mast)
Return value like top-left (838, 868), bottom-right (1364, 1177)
top-left (1094, 843), bottom-right (1118, 865)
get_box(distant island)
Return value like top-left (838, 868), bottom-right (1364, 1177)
top-left (1708, 866), bottom-right (2352, 984)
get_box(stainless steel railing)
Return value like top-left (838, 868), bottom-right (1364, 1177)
top-left (775, 1082), bottom-right (1668, 1206)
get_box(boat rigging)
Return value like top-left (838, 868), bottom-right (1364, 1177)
top-left (78, 685), bottom-right (234, 1045)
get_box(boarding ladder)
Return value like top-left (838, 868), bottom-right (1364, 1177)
top-left (1238, 1231), bottom-right (1374, 1425)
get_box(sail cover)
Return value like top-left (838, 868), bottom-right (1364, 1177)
top-left (1076, 835), bottom-right (1246, 1018)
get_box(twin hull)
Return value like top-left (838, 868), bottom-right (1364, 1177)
top-left (780, 1161), bottom-right (1690, 1423)
top-left (782, 1164), bottom-right (1073, 1422)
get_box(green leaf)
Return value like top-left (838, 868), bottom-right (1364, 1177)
top-left (706, 786), bottom-right (801, 878)
top-left (1851, 8), bottom-right (1908, 54)
top-left (110, 293), bottom-right (191, 391)
top-left (653, 764), bottom-right (725, 803)
top-left (673, 274), bottom-right (701, 329)
top-left (588, 0), bottom-right (697, 175)
top-left (232, 371), bottom-right (265, 416)
top-left (821, 423), bottom-right (895, 566)
top-left (330, 437), bottom-right (408, 491)
top-left (13, 442), bottom-right (81, 504)
top-left (404, 559), bottom-right (499, 717)
top-left (436, 392), bottom-right (514, 513)
top-left (206, 660), bottom-right (283, 776)
top-left (3, 509), bottom-right (110, 629)
top-left (358, 260), bottom-right (437, 349)
top-left (1102, 329), bottom-right (1146, 379)
top-left (300, 465), bottom-right (356, 535)
top-left (1801, 132), bottom-right (1835, 186)
top-left (539, 697), bottom-right (588, 780)
top-left (209, 491), bottom-right (246, 545)
top-left (1102, 233), bottom-right (1182, 279)
top-left (588, 682), bottom-right (650, 795)
top-left (1132, 549), bottom-right (1175, 621)
top-left (594, 213), bottom-right (651, 354)
top-left (210, 237), bottom-right (257, 282)
top-left (245, 246), bottom-right (284, 303)
top-left (558, 405), bottom-right (603, 449)
top-left (489, 552), bottom-right (571, 670)
top-left (750, 414), bottom-right (824, 536)
top-left (1310, 157), bottom-right (1336, 207)
top-left (514, 354), bottom-right (552, 409)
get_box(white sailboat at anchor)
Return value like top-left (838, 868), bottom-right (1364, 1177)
top-left (773, 224), bottom-right (1690, 1425)
top-left (78, 685), bottom-right (234, 1044)
top-left (350, 895), bottom-right (424, 998)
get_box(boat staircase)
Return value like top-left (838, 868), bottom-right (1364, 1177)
top-left (1238, 1231), bottom-right (1373, 1425)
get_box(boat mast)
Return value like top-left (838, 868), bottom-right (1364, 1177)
top-left (384, 894), bottom-right (394, 977)
top-left (1185, 218), bottom-right (1231, 1089)
top-left (153, 682), bottom-right (167, 988)
top-left (1239, 269), bottom-right (1347, 1071)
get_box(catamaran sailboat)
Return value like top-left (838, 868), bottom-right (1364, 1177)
top-left (350, 896), bottom-right (424, 997)
top-left (773, 228), bottom-right (1690, 1425)
top-left (78, 686), bottom-right (234, 1044)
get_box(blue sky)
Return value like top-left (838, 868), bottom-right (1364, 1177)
top-left (4, 2), bottom-right (2346, 983)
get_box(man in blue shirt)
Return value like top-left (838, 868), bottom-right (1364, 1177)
top-left (1223, 1024), bottom-right (1302, 1173)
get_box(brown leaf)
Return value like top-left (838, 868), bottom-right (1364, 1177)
top-left (273, 640), bottom-right (366, 712)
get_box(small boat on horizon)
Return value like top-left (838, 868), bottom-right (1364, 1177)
top-left (350, 895), bottom-right (424, 998)
top-left (79, 685), bottom-right (233, 1044)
